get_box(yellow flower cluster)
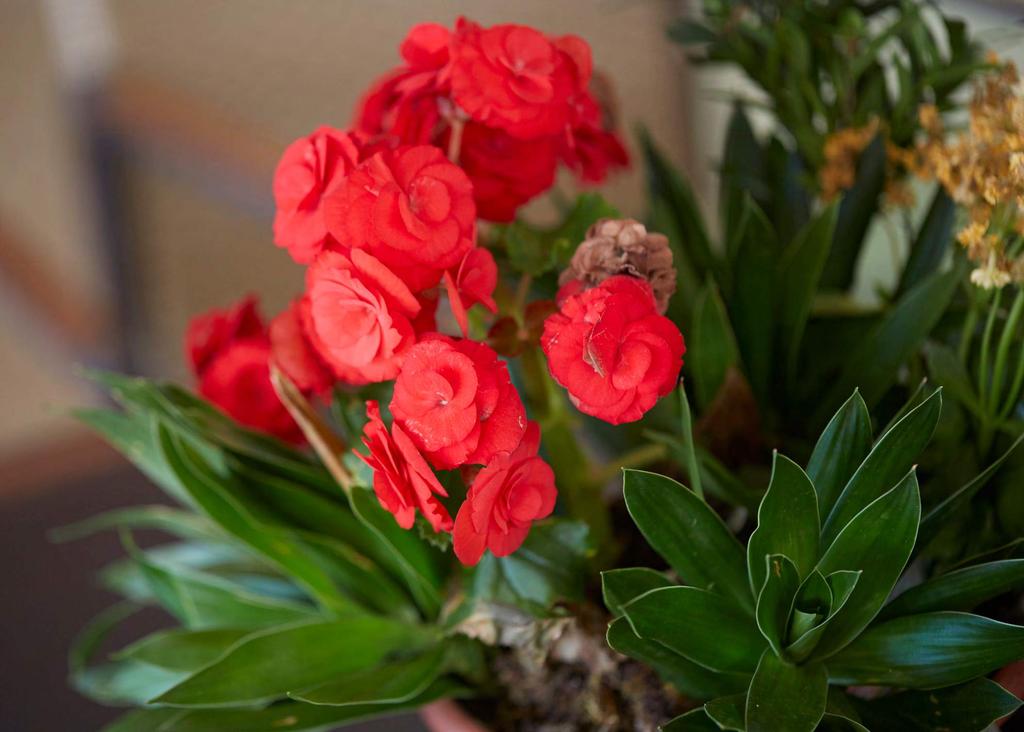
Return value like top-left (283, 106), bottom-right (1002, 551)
top-left (917, 57), bottom-right (1024, 289)
top-left (819, 118), bottom-right (915, 207)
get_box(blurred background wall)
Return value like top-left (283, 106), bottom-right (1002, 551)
top-left (0, 1), bottom-right (1020, 729)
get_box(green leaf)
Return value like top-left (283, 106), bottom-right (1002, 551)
top-left (898, 188), bottom-right (956, 295)
top-left (153, 617), bottom-right (434, 707)
top-left (689, 283), bottom-right (740, 409)
top-left (290, 644), bottom-right (444, 706)
top-left (917, 429), bottom-right (1024, 552)
top-left (821, 134), bottom-right (886, 290)
top-left (786, 570), bottom-right (860, 662)
top-left (746, 651), bottom-right (827, 732)
top-left (879, 559), bottom-right (1024, 620)
top-left (811, 471), bottom-right (920, 659)
top-left (623, 470), bottom-right (753, 614)
top-left (705, 694), bottom-right (746, 730)
top-left (607, 617), bottom-right (749, 700)
top-left (729, 199), bottom-right (778, 404)
top-left (822, 390), bottom-right (938, 544)
top-left (779, 204), bottom-right (838, 378)
top-left (923, 341), bottom-right (982, 416)
top-left (806, 390), bottom-right (872, 521)
top-left (755, 554), bottom-right (800, 656)
top-left (621, 586), bottom-right (765, 673)
top-left (720, 104), bottom-right (766, 257)
top-left (115, 628), bottom-right (251, 672)
top-left (829, 612), bottom-right (1024, 688)
top-left (660, 708), bottom-right (721, 732)
top-left (602, 568), bottom-right (672, 617)
top-left (470, 518), bottom-right (590, 614)
top-left (51, 505), bottom-right (217, 544)
top-left (748, 453), bottom-right (820, 595)
top-left (852, 678), bottom-right (1022, 732)
top-left (821, 268), bottom-right (958, 412)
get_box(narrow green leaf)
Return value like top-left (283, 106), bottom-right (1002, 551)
top-left (821, 135), bottom-right (886, 290)
top-left (852, 678), bottom-right (1022, 732)
top-left (689, 283), bottom-right (740, 409)
top-left (786, 570), bottom-right (861, 662)
top-left (811, 472), bottom-right (920, 659)
top-left (290, 645), bottom-right (444, 706)
top-left (746, 651), bottom-right (827, 732)
top-left (880, 559), bottom-right (1024, 620)
top-left (623, 470), bottom-right (753, 614)
top-left (748, 453), bottom-right (820, 594)
top-left (705, 694), bottom-right (746, 730)
top-left (607, 617), bottom-right (749, 700)
top-left (780, 204), bottom-right (839, 378)
top-left (821, 268), bottom-right (958, 411)
top-left (115, 628), bottom-right (251, 672)
top-left (153, 618), bottom-right (433, 707)
top-left (829, 612), bottom-right (1024, 688)
top-left (755, 554), bottom-right (800, 656)
top-left (806, 390), bottom-right (872, 521)
top-left (602, 568), bottom-right (672, 617)
top-left (51, 506), bottom-right (216, 544)
top-left (898, 188), bottom-right (956, 295)
top-left (660, 708), bottom-right (721, 731)
top-left (822, 390), bottom-right (938, 544)
top-left (923, 341), bottom-right (983, 416)
top-left (622, 586), bottom-right (765, 673)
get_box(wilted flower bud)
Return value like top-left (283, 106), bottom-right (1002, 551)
top-left (558, 218), bottom-right (676, 314)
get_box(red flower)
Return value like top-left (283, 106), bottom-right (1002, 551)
top-left (454, 122), bottom-right (558, 221)
top-left (304, 249), bottom-right (420, 385)
top-left (562, 92), bottom-right (630, 183)
top-left (541, 276), bottom-right (685, 424)
top-left (450, 19), bottom-right (582, 139)
top-left (325, 145), bottom-right (476, 292)
top-left (185, 297), bottom-right (302, 443)
top-left (453, 422), bottom-right (556, 565)
top-left (442, 246), bottom-right (498, 337)
top-left (268, 297), bottom-right (334, 395)
top-left (357, 401), bottom-right (452, 532)
top-left (391, 336), bottom-right (526, 470)
top-left (272, 127), bottom-right (361, 264)
top-left (184, 295), bottom-right (263, 374)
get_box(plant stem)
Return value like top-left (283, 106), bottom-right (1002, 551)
top-left (989, 287), bottom-right (1024, 415)
top-left (958, 291), bottom-right (980, 364)
top-left (446, 118), bottom-right (464, 165)
top-left (978, 288), bottom-right (1003, 409)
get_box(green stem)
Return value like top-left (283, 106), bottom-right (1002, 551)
top-left (679, 386), bottom-right (705, 501)
top-left (978, 289), bottom-right (1003, 408)
top-left (989, 287), bottom-right (1024, 415)
top-left (958, 292), bottom-right (980, 365)
top-left (998, 337), bottom-right (1024, 422)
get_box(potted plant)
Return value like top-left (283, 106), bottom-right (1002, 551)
top-left (63, 3), bottom-right (1024, 730)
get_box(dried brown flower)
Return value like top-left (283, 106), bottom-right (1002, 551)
top-left (559, 218), bottom-right (676, 314)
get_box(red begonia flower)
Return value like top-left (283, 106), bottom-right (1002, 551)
top-left (561, 92), bottom-right (630, 183)
top-left (184, 295), bottom-right (264, 375)
top-left (453, 122), bottom-right (558, 222)
top-left (391, 335), bottom-right (526, 470)
top-left (272, 126), bottom-right (361, 265)
top-left (541, 275), bottom-right (685, 424)
top-left (357, 400), bottom-right (452, 532)
top-left (449, 19), bottom-right (583, 139)
top-left (324, 145), bottom-right (475, 292)
top-left (443, 246), bottom-right (498, 337)
top-left (304, 249), bottom-right (420, 385)
top-left (453, 422), bottom-right (556, 565)
top-left (268, 297), bottom-right (334, 395)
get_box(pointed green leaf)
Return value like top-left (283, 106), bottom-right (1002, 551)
top-left (623, 470), bottom-right (752, 613)
top-left (115, 628), bottom-right (251, 672)
top-left (898, 188), bottom-right (956, 295)
top-left (811, 472), bottom-right (920, 659)
top-left (607, 617), bottom-right (748, 700)
top-left (829, 612), bottom-right (1024, 688)
top-left (755, 554), bottom-right (800, 656)
top-left (705, 694), bottom-right (746, 730)
top-left (748, 453), bottom-right (820, 595)
top-left (602, 568), bottom-right (672, 617)
top-left (806, 391), bottom-right (872, 521)
top-left (786, 570), bottom-right (861, 662)
top-left (822, 390), bottom-right (938, 544)
top-left (621, 586), bottom-right (764, 673)
top-left (689, 283), bottom-right (740, 409)
top-left (879, 559), bottom-right (1024, 620)
top-left (290, 645), bottom-right (444, 706)
top-left (853, 678), bottom-right (1022, 732)
top-left (746, 651), bottom-right (827, 732)
top-left (153, 618), bottom-right (434, 707)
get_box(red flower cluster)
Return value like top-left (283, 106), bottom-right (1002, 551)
top-left (354, 18), bottom-right (629, 221)
top-left (185, 296), bottom-right (305, 443)
top-left (542, 276), bottom-right (686, 424)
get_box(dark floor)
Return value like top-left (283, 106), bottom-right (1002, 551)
top-left (0, 456), bottom-right (425, 732)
